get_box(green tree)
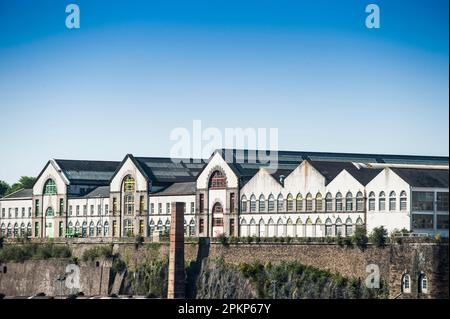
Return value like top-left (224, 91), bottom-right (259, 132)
top-left (0, 180), bottom-right (9, 198)
top-left (369, 226), bottom-right (388, 248)
top-left (5, 176), bottom-right (36, 195)
top-left (352, 226), bottom-right (368, 250)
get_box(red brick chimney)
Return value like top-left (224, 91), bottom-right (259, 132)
top-left (167, 202), bottom-right (185, 299)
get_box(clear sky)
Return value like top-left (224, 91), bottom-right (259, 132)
top-left (0, 0), bottom-right (448, 184)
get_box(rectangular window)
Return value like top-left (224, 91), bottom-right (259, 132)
top-left (336, 225), bottom-right (343, 236)
top-left (400, 197), bottom-right (407, 211)
top-left (199, 218), bottom-right (204, 234)
top-left (21, 207), bottom-right (25, 217)
top-left (356, 198), bottom-right (364, 211)
top-left (437, 192), bottom-right (449, 212)
top-left (76, 205), bottom-right (80, 216)
top-left (1, 208), bottom-right (5, 218)
top-left (287, 199), bottom-right (294, 211)
top-left (346, 225), bottom-right (353, 236)
top-left (437, 215), bottom-right (449, 230)
top-left (112, 220), bottom-right (117, 237)
top-left (325, 225), bottom-right (333, 236)
top-left (90, 205), bottom-right (94, 215)
top-left (8, 208), bottom-right (11, 218)
top-left (140, 196), bottom-right (145, 213)
top-left (151, 203), bottom-right (154, 214)
top-left (158, 203), bottom-right (162, 214)
top-left (412, 214), bottom-right (434, 229)
top-left (379, 198), bottom-right (386, 211)
top-left (15, 208), bottom-right (18, 218)
top-left (369, 199), bottom-right (375, 211)
top-left (59, 199), bottom-right (64, 215)
top-left (69, 206), bottom-right (73, 216)
top-left (412, 192), bottom-right (434, 211)
top-left (316, 199), bottom-right (323, 212)
top-left (250, 199), bottom-right (257, 212)
top-left (230, 218), bottom-right (235, 236)
top-left (35, 222), bottom-right (39, 237)
top-left (113, 198), bottom-right (118, 214)
top-left (35, 199), bottom-right (40, 216)
top-left (105, 204), bottom-right (109, 215)
top-left (83, 205), bottom-right (87, 216)
top-left (28, 207), bottom-right (31, 217)
top-left (336, 199), bottom-right (342, 211)
top-left (212, 218), bottom-right (223, 227)
top-left (230, 193), bottom-right (235, 213)
top-left (98, 204), bottom-right (102, 215)
top-left (199, 194), bottom-right (204, 212)
top-left (139, 220), bottom-right (144, 235)
top-left (191, 202), bottom-right (195, 214)
top-left (166, 203), bottom-right (170, 214)
top-left (59, 222), bottom-right (64, 237)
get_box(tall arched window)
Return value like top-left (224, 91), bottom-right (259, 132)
top-left (13, 223), bottom-right (18, 237)
top-left (209, 170), bottom-right (227, 189)
top-left (287, 194), bottom-right (294, 211)
top-left (20, 223), bottom-right (25, 236)
top-left (259, 195), bottom-right (266, 212)
top-left (268, 195), bottom-right (275, 212)
top-left (379, 192), bottom-right (386, 211)
top-left (296, 194), bottom-right (303, 212)
top-left (400, 191), bottom-right (407, 211)
top-left (45, 207), bottom-right (54, 217)
top-left (250, 195), bottom-right (257, 212)
top-left (346, 192), bottom-right (353, 211)
top-left (306, 193), bottom-right (313, 211)
top-left (345, 217), bottom-right (353, 236)
top-left (44, 179), bottom-right (57, 195)
top-left (104, 221), bottom-right (109, 237)
top-left (368, 192), bottom-right (376, 211)
top-left (418, 273), bottom-right (428, 294)
top-left (336, 192), bottom-right (343, 211)
top-left (82, 222), bottom-right (87, 238)
top-left (402, 274), bottom-right (411, 293)
top-left (315, 193), bottom-right (323, 211)
top-left (96, 221), bottom-right (102, 236)
top-left (356, 192), bottom-right (364, 211)
top-left (325, 193), bottom-right (333, 211)
top-left (325, 218), bottom-right (333, 236)
top-left (389, 191), bottom-right (397, 211)
top-left (335, 218), bottom-right (343, 236)
top-left (27, 223), bottom-right (32, 236)
top-left (241, 195), bottom-right (247, 212)
top-left (89, 222), bottom-right (95, 237)
top-left (68, 221), bottom-right (73, 235)
top-left (1, 223), bottom-right (5, 237)
top-left (277, 194), bottom-right (284, 212)
top-left (123, 175), bottom-right (135, 193)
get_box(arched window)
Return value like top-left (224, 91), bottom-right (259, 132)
top-left (123, 175), bottom-right (135, 193)
top-left (296, 194), bottom-right (303, 212)
top-left (336, 192), bottom-right (343, 211)
top-left (250, 195), bottom-right (257, 212)
top-left (325, 193), bottom-right (333, 211)
top-left (7, 223), bottom-right (12, 237)
top-left (44, 179), bottom-right (57, 195)
top-left (356, 217), bottom-right (363, 225)
top-left (82, 222), bottom-right (87, 238)
top-left (345, 217), bottom-right (353, 236)
top-left (89, 222), bottom-right (95, 237)
top-left (335, 218), bottom-right (343, 236)
top-left (20, 223), bottom-right (25, 236)
top-left (379, 192), bottom-right (386, 211)
top-left (402, 274), bottom-right (411, 293)
top-left (418, 273), bottom-right (428, 294)
top-left (13, 223), bottom-right (18, 237)
top-left (325, 218), bottom-right (333, 236)
top-left (368, 192), bottom-right (376, 211)
top-left (346, 192), bottom-right (353, 211)
top-left (27, 223), bottom-right (32, 236)
top-left (356, 192), bottom-right (364, 211)
top-left (259, 195), bottom-right (266, 212)
top-left (268, 194), bottom-right (275, 212)
top-left (306, 193), bottom-right (313, 212)
top-left (400, 191), bottom-right (407, 211)
top-left (45, 207), bottom-right (54, 217)
top-left (96, 221), bottom-right (102, 236)
top-left (209, 170), bottom-right (227, 189)
top-left (68, 221), bottom-right (73, 234)
top-left (277, 194), bottom-right (284, 212)
top-left (389, 191), bottom-right (397, 211)
top-left (241, 195), bottom-right (247, 212)
top-left (287, 194), bottom-right (294, 211)
top-left (316, 193), bottom-right (323, 211)
top-left (75, 221), bottom-right (80, 235)
top-left (1, 223), bottom-right (5, 237)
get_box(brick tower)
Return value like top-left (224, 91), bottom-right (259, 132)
top-left (167, 202), bottom-right (185, 298)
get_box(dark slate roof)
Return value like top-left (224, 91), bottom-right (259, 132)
top-left (82, 186), bottom-right (110, 198)
top-left (151, 182), bottom-right (196, 196)
top-left (1, 188), bottom-right (33, 200)
top-left (392, 168), bottom-right (449, 188)
top-left (133, 157), bottom-right (206, 185)
top-left (55, 159), bottom-right (121, 185)
top-left (309, 161), bottom-right (382, 186)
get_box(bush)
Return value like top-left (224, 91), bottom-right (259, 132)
top-left (218, 234), bottom-right (229, 246)
top-left (254, 236), bottom-right (261, 244)
top-left (229, 236), bottom-right (239, 244)
top-left (336, 235), bottom-right (345, 247)
top-left (352, 226), bottom-right (368, 250)
top-left (112, 258), bottom-right (127, 274)
top-left (0, 243), bottom-right (71, 263)
top-left (0, 236), bottom-right (4, 249)
top-left (245, 236), bottom-right (253, 244)
top-left (134, 235), bottom-right (144, 249)
top-left (369, 227), bottom-right (388, 248)
top-left (81, 245), bottom-right (112, 262)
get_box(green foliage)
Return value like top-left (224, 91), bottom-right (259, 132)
top-left (218, 233), bottom-right (229, 246)
top-left (336, 234), bottom-right (345, 247)
top-left (134, 235), bottom-right (144, 249)
top-left (352, 226), bottom-right (368, 250)
top-left (0, 236), bottom-right (4, 249)
top-left (128, 257), bottom-right (169, 298)
top-left (3, 176), bottom-right (36, 196)
top-left (0, 180), bottom-right (9, 198)
top-left (112, 258), bottom-right (127, 274)
top-left (369, 226), bottom-right (388, 248)
top-left (81, 245), bottom-right (113, 262)
top-left (0, 243), bottom-right (71, 263)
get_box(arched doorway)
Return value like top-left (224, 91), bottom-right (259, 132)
top-left (211, 202), bottom-right (224, 237)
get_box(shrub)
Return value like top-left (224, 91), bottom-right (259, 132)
top-left (229, 236), bottom-right (239, 244)
top-left (254, 236), bottom-right (261, 244)
top-left (245, 236), bottom-right (253, 244)
top-left (218, 233), bottom-right (229, 246)
top-left (336, 235), bottom-right (345, 247)
top-left (134, 235), bottom-right (144, 249)
top-left (369, 226), bottom-right (388, 248)
top-left (81, 245), bottom-right (112, 262)
top-left (0, 236), bottom-right (4, 249)
top-left (352, 226), bottom-right (368, 250)
top-left (112, 258), bottom-right (127, 274)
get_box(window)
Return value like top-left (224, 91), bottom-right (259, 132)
top-left (230, 193), bottom-right (235, 213)
top-left (336, 193), bottom-right (343, 211)
top-left (356, 192), bottom-right (364, 211)
top-left (250, 195), bottom-right (257, 212)
top-left (166, 203), bottom-right (170, 214)
top-left (82, 222), bottom-right (87, 237)
top-left (368, 192), bottom-right (375, 211)
top-left (437, 192), bottom-right (449, 211)
top-left (59, 199), bottom-right (64, 215)
top-left (212, 218), bottom-right (223, 227)
top-left (123, 175), bottom-right (135, 193)
top-left (259, 195), bottom-right (266, 212)
top-left (34, 222), bottom-right (39, 237)
top-left (21, 208), bottom-right (25, 218)
top-left (76, 205), bottom-right (80, 216)
top-left (412, 214), bottom-right (434, 229)
top-left (325, 193), bottom-right (332, 211)
top-left (14, 208), bottom-right (18, 218)
top-left (418, 274), bottom-right (428, 294)
top-left (346, 192), bottom-right (353, 211)
top-left (151, 203), bottom-right (155, 214)
top-left (90, 205), bottom-right (94, 215)
top-left (402, 274), bottom-right (411, 293)
top-left (83, 205), bottom-right (87, 216)
top-left (268, 195), bottom-right (275, 212)
top-left (1, 208), bottom-right (4, 218)
top-left (140, 196), bottom-right (145, 213)
top-left (389, 191), bottom-right (396, 211)
top-left (105, 204), bottom-right (109, 215)
top-left (96, 222), bottom-right (102, 236)
top-left (345, 218), bottom-right (353, 236)
top-left (296, 194), bottom-right (303, 211)
top-left (335, 218), bottom-right (343, 236)
top-left (209, 170), bottom-right (227, 189)
top-left (98, 204), bottom-right (102, 215)
top-left (400, 191), bottom-right (407, 211)
top-left (287, 194), bottom-right (294, 211)
top-left (59, 222), bottom-right (63, 237)
top-left (35, 199), bottom-right (40, 216)
top-left (28, 207), bottom-right (31, 217)
top-left (277, 194), bottom-right (284, 212)
top-left (139, 220), bottom-right (144, 235)
top-left (44, 179), bottom-right (57, 195)
top-left (199, 218), bottom-right (204, 234)
top-left (27, 223), bottom-right (32, 236)
top-left (124, 219), bottom-right (134, 236)
top-left (158, 203), bottom-right (162, 214)
top-left (45, 207), bottom-right (54, 217)
top-left (191, 202), bottom-right (195, 214)
top-left (412, 192), bottom-right (434, 211)
top-left (241, 196), bottom-right (247, 212)
top-left (437, 215), bottom-right (449, 230)
top-left (113, 198), bottom-right (118, 214)
top-left (379, 192), bottom-right (386, 211)
top-left (199, 194), bottom-right (204, 212)
top-left (104, 221), bottom-right (109, 237)
top-left (306, 194), bottom-right (313, 212)
top-left (325, 219), bottom-right (333, 236)
top-left (125, 194), bottom-right (134, 215)
top-left (316, 193), bottom-right (323, 211)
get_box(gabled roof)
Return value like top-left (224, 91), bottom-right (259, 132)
top-left (81, 186), bottom-right (110, 198)
top-left (1, 188), bottom-right (33, 200)
top-left (151, 182), bottom-right (196, 196)
top-left (391, 168), bottom-right (449, 188)
top-left (54, 159), bottom-right (121, 186)
top-left (309, 161), bottom-right (382, 186)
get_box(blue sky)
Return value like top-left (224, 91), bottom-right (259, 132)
top-left (0, 0), bottom-right (448, 184)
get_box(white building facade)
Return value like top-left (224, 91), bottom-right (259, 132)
top-left (1, 150), bottom-right (448, 239)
